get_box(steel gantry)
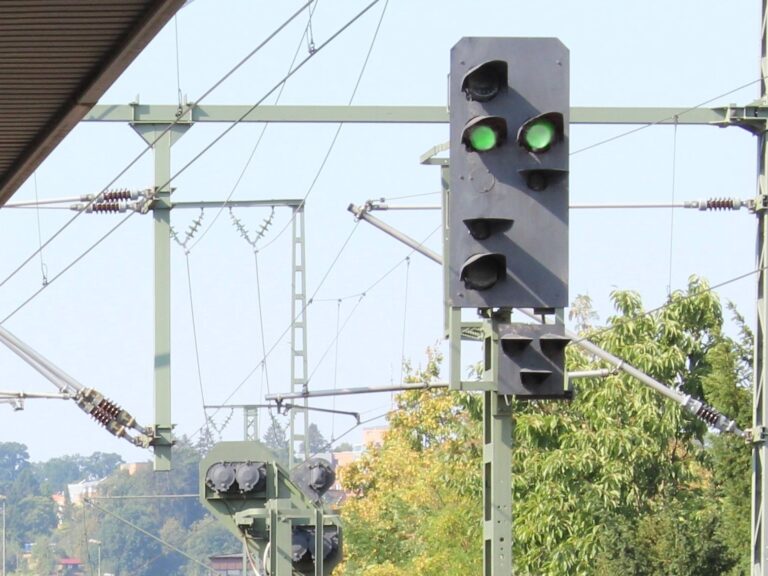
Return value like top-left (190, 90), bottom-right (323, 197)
top-left (83, 94), bottom-right (764, 573)
top-left (752, 2), bottom-right (768, 572)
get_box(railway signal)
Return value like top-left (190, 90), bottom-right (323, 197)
top-left (447, 37), bottom-right (570, 310)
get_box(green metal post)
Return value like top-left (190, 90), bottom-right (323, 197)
top-left (153, 135), bottom-right (173, 472)
top-left (244, 406), bottom-right (259, 442)
top-left (132, 124), bottom-right (189, 470)
top-left (289, 207), bottom-right (310, 466)
top-left (753, 4), bottom-right (768, 574)
top-left (483, 331), bottom-right (513, 576)
top-left (268, 500), bottom-right (293, 575)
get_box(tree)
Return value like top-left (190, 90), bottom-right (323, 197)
top-left (300, 423), bottom-right (330, 455)
top-left (338, 277), bottom-right (751, 575)
top-left (263, 414), bottom-right (289, 465)
top-left (0, 442), bottom-right (30, 493)
top-left (10, 496), bottom-right (58, 544)
top-left (183, 516), bottom-right (242, 576)
top-left (339, 349), bottom-right (483, 575)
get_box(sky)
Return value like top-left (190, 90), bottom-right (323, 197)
top-left (0, 0), bottom-right (762, 465)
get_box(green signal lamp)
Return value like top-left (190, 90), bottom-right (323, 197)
top-left (469, 125), bottom-right (498, 151)
top-left (517, 112), bottom-right (564, 154)
top-left (461, 116), bottom-right (507, 153)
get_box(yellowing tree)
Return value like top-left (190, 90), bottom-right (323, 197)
top-left (337, 277), bottom-right (751, 576)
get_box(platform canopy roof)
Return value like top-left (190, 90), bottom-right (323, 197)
top-left (0, 0), bottom-right (186, 206)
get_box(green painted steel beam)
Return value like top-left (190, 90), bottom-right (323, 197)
top-left (132, 122), bottom-right (190, 470)
top-left (84, 104), bottom-right (732, 126)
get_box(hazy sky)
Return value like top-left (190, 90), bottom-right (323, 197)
top-left (0, 0), bottom-right (761, 464)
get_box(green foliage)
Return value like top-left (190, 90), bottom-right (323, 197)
top-left (0, 436), bottom-right (241, 576)
top-left (0, 442), bottom-right (30, 494)
top-left (263, 414), bottom-right (290, 466)
top-left (339, 350), bottom-right (483, 575)
top-left (34, 452), bottom-right (123, 494)
top-left (338, 277), bottom-right (752, 576)
top-left (301, 422), bottom-right (330, 455)
top-left (91, 437), bottom-right (217, 576)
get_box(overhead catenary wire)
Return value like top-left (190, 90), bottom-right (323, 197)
top-left (252, 0), bottom-right (391, 256)
top-left (254, 250), bottom-right (272, 400)
top-left (1, 212), bottom-right (136, 324)
top-left (331, 298), bottom-right (342, 440)
top-left (32, 171), bottom-right (48, 286)
top-left (187, 1), bottom-right (322, 252)
top-left (85, 498), bottom-right (212, 572)
top-left (571, 76), bottom-right (763, 156)
top-left (173, 13), bottom-right (183, 111)
top-left (183, 251), bottom-right (210, 438)
top-left (139, 0), bottom-right (385, 231)
top-left (571, 265), bottom-right (765, 346)
top-left (398, 256), bottom-right (411, 392)
top-left (188, 222), bottom-right (440, 443)
top-left (306, 293), bottom-right (365, 386)
top-left (189, 221), bottom-right (361, 438)
top-left (0, 1), bottom-right (379, 327)
top-left (0, 0), bottom-right (318, 293)
top-left (667, 120), bottom-right (679, 294)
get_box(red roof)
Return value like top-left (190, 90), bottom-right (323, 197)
top-left (58, 558), bottom-right (83, 566)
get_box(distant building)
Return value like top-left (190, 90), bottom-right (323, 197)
top-left (51, 492), bottom-right (67, 526)
top-left (209, 554), bottom-right (257, 576)
top-left (119, 462), bottom-right (151, 476)
top-left (66, 479), bottom-right (103, 506)
top-left (331, 426), bottom-right (388, 494)
top-left (362, 426), bottom-right (387, 448)
top-left (56, 557), bottom-right (84, 576)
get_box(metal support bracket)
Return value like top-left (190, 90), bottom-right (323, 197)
top-left (751, 426), bottom-right (768, 444)
top-left (713, 103), bottom-right (768, 135)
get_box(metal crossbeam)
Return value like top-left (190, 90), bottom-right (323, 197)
top-left (84, 104), bottom-right (733, 126)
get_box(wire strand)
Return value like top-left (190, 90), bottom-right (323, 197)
top-left (255, 0), bottom-right (391, 255)
top-left (32, 171), bottom-right (48, 286)
top-left (572, 265), bottom-right (764, 345)
top-left (85, 498), bottom-right (211, 571)
top-left (667, 120), bottom-right (679, 295)
top-left (184, 252), bottom-right (209, 438)
top-left (254, 250), bottom-right (271, 399)
top-left (306, 294), bottom-right (365, 385)
top-left (398, 256), bottom-right (411, 390)
top-left (187, 1), bottom-right (322, 251)
top-left (571, 77), bottom-right (762, 156)
top-left (331, 298), bottom-right (342, 440)
top-left (1, 213), bottom-right (135, 324)
top-left (174, 14), bottom-right (183, 110)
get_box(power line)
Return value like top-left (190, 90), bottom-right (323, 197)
top-left (85, 498), bottom-right (211, 571)
top-left (189, 221), bottom-right (360, 439)
top-left (0, 213), bottom-right (135, 324)
top-left (571, 266), bottom-right (763, 345)
top-left (571, 77), bottom-right (763, 156)
top-left (0, 1), bottom-right (317, 294)
top-left (188, 221), bottom-right (440, 443)
top-left (256, 0), bottom-right (391, 255)
top-left (187, 1), bottom-right (322, 251)
top-left (1, 1), bottom-right (379, 328)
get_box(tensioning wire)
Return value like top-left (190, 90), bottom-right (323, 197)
top-left (1, 1), bottom-right (378, 326)
top-left (571, 76), bottom-right (763, 156)
top-left (252, 0), bottom-right (391, 256)
top-left (187, 0), bottom-right (323, 252)
top-left (0, 0), bottom-right (317, 293)
top-left (571, 265), bottom-right (764, 345)
top-left (188, 220), bottom-right (361, 439)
